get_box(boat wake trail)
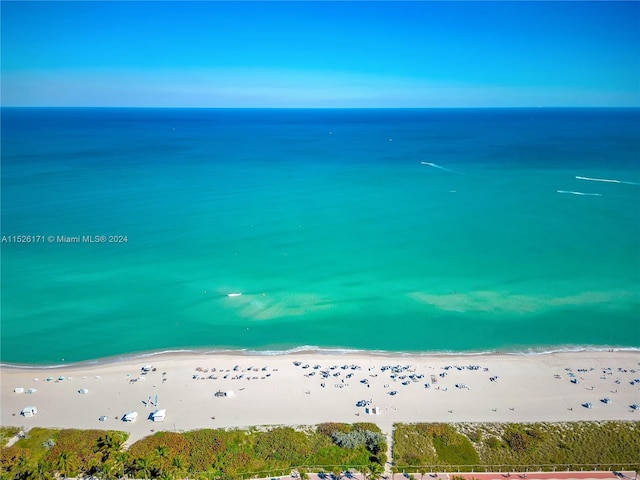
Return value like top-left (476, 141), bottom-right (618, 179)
top-left (420, 162), bottom-right (457, 173)
top-left (576, 176), bottom-right (640, 186)
top-left (557, 190), bottom-right (602, 197)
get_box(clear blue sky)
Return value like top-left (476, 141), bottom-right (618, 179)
top-left (2, 1), bottom-right (639, 107)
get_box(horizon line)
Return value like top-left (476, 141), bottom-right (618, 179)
top-left (2, 105), bottom-right (640, 110)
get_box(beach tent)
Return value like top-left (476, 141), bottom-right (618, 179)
top-left (26, 388), bottom-right (37, 394)
top-left (141, 365), bottom-right (153, 372)
top-left (14, 387), bottom-right (24, 393)
top-left (366, 406), bottom-right (381, 415)
top-left (122, 411), bottom-right (138, 422)
top-left (78, 388), bottom-right (89, 394)
top-left (21, 406), bottom-right (37, 417)
top-left (151, 409), bottom-right (166, 422)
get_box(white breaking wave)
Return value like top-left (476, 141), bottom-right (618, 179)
top-left (575, 176), bottom-right (640, 186)
top-left (557, 190), bottom-right (602, 197)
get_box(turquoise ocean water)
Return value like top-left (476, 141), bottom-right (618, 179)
top-left (1, 108), bottom-right (639, 365)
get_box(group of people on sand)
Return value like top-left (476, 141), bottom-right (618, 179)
top-left (292, 360), bottom-right (495, 396)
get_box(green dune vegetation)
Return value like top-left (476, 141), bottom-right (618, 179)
top-left (393, 422), bottom-right (640, 472)
top-left (0, 423), bottom-right (386, 479)
top-left (2, 421), bottom-right (639, 479)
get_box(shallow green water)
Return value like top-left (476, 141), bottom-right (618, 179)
top-left (2, 108), bottom-right (639, 364)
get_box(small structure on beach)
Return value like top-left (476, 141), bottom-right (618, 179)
top-left (151, 409), bottom-right (166, 422)
top-left (21, 406), bottom-right (37, 417)
top-left (215, 390), bottom-right (233, 397)
top-left (122, 411), bottom-right (138, 422)
top-left (14, 387), bottom-right (24, 393)
top-left (366, 406), bottom-right (381, 415)
top-left (78, 388), bottom-right (89, 394)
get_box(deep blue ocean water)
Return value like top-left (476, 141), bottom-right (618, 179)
top-left (1, 108), bottom-right (639, 364)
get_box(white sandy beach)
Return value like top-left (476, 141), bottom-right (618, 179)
top-left (1, 350), bottom-right (639, 445)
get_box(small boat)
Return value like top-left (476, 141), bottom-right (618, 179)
top-left (227, 293), bottom-right (242, 297)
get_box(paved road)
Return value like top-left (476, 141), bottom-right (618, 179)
top-left (262, 471), bottom-right (636, 480)
top-left (390, 472), bottom-right (637, 480)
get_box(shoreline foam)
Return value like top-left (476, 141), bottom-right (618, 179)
top-left (2, 344), bottom-right (639, 370)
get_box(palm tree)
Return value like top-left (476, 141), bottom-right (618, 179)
top-left (360, 464), bottom-right (372, 480)
top-left (368, 462), bottom-right (384, 480)
top-left (96, 432), bottom-right (125, 462)
top-left (135, 456), bottom-right (153, 480)
top-left (55, 450), bottom-right (78, 478)
top-left (153, 445), bottom-right (170, 475)
top-left (113, 451), bottom-right (130, 479)
top-left (12, 454), bottom-right (32, 480)
top-left (94, 459), bottom-right (117, 480)
top-left (169, 455), bottom-right (187, 478)
top-left (26, 458), bottom-right (54, 480)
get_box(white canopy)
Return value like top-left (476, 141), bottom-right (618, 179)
top-left (14, 387), bottom-right (24, 393)
top-left (78, 388), bottom-right (89, 394)
top-left (123, 411), bottom-right (138, 422)
top-left (151, 409), bottom-right (166, 422)
top-left (21, 406), bottom-right (37, 417)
